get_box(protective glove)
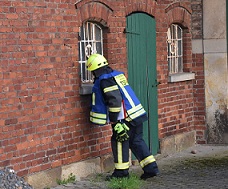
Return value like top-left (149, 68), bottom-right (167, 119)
top-left (114, 122), bottom-right (130, 142)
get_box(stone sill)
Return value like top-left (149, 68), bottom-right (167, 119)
top-left (168, 72), bottom-right (195, 83)
top-left (79, 83), bottom-right (93, 95)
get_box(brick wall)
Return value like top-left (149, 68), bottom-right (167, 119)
top-left (0, 0), bottom-right (206, 177)
top-left (157, 1), bottom-right (196, 139)
top-left (191, 0), bottom-right (203, 39)
top-left (0, 0), bottom-right (112, 176)
top-left (191, 0), bottom-right (206, 143)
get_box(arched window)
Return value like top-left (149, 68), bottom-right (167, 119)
top-left (167, 24), bottom-right (183, 74)
top-left (79, 22), bottom-right (103, 83)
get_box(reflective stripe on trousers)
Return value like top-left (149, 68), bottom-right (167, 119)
top-left (112, 141), bottom-right (130, 170)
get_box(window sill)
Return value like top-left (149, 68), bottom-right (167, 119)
top-left (79, 83), bottom-right (93, 95)
top-left (168, 72), bottom-right (195, 83)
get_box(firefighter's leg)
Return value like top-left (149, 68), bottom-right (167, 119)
top-left (108, 129), bottom-right (130, 179)
top-left (127, 122), bottom-right (159, 179)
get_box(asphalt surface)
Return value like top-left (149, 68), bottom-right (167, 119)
top-left (50, 144), bottom-right (228, 189)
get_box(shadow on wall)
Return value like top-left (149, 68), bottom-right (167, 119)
top-left (207, 107), bottom-right (228, 144)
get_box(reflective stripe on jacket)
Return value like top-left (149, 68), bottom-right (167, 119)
top-left (90, 70), bottom-right (147, 125)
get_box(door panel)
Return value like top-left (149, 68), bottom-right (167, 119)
top-left (126, 13), bottom-right (159, 155)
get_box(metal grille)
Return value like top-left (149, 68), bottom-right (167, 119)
top-left (79, 22), bottom-right (103, 83)
top-left (167, 24), bottom-right (183, 74)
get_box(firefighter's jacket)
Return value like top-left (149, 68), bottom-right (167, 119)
top-left (90, 70), bottom-right (147, 125)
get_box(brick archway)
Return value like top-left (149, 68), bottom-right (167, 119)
top-left (165, 2), bottom-right (192, 29)
top-left (75, 0), bottom-right (113, 26)
top-left (124, 0), bottom-right (156, 17)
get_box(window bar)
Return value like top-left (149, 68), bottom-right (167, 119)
top-left (86, 22), bottom-right (90, 82)
top-left (79, 27), bottom-right (83, 82)
top-left (83, 23), bottom-right (87, 82)
top-left (85, 22), bottom-right (89, 81)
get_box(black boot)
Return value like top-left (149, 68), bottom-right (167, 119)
top-left (105, 169), bottom-right (129, 181)
top-left (140, 162), bottom-right (159, 180)
top-left (140, 171), bottom-right (159, 180)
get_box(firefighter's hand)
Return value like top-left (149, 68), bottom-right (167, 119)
top-left (114, 122), bottom-right (129, 142)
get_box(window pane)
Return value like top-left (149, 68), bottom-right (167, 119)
top-left (81, 63), bottom-right (86, 81)
top-left (178, 40), bottom-right (182, 55)
top-left (80, 26), bottom-right (84, 40)
top-left (80, 42), bottom-right (85, 61)
top-left (177, 26), bottom-right (182, 38)
top-left (96, 42), bottom-right (102, 54)
top-left (95, 25), bottom-right (102, 40)
top-left (173, 26), bottom-right (176, 37)
top-left (178, 57), bottom-right (182, 72)
top-left (168, 58), bottom-right (172, 73)
top-left (88, 23), bottom-right (92, 40)
top-left (168, 44), bottom-right (171, 56)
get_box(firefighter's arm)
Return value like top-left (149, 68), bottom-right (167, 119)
top-left (100, 78), bottom-right (122, 123)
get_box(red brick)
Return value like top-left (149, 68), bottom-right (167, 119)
top-left (5, 118), bottom-right (18, 125)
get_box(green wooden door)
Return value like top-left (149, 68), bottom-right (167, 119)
top-left (126, 13), bottom-right (159, 155)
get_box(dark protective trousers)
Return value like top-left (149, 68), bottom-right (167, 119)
top-left (111, 121), bottom-right (158, 176)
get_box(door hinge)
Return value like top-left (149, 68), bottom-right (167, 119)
top-left (123, 28), bottom-right (140, 35)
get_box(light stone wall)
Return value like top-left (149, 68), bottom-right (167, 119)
top-left (203, 0), bottom-right (228, 143)
top-left (159, 131), bottom-right (196, 157)
top-left (25, 155), bottom-right (114, 189)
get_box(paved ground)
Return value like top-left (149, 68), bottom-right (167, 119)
top-left (50, 145), bottom-right (228, 189)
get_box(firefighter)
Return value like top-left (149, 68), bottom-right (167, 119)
top-left (86, 53), bottom-right (159, 180)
